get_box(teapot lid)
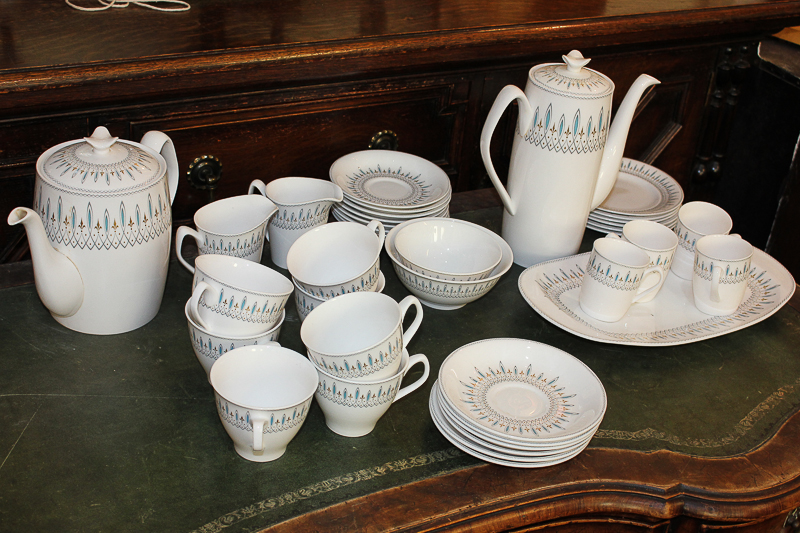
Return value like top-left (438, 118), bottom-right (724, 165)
top-left (38, 126), bottom-right (165, 195)
top-left (531, 50), bottom-right (613, 97)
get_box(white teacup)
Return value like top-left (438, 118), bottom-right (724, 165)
top-left (301, 291), bottom-right (423, 381)
top-left (692, 234), bottom-right (753, 315)
top-left (671, 201), bottom-right (733, 280)
top-left (209, 345), bottom-right (318, 462)
top-left (606, 220), bottom-right (678, 302)
top-left (314, 350), bottom-right (430, 437)
top-left (176, 194), bottom-right (278, 273)
top-left (189, 254), bottom-right (293, 336)
top-left (579, 237), bottom-right (665, 322)
top-left (185, 300), bottom-right (285, 380)
top-left (294, 271), bottom-right (385, 322)
top-left (249, 177), bottom-right (343, 269)
top-left (287, 220), bottom-right (385, 298)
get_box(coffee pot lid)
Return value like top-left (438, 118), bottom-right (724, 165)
top-left (531, 50), bottom-right (614, 97)
top-left (39, 126), bottom-right (165, 194)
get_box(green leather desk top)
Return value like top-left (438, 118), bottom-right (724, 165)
top-left (2, 207), bottom-right (799, 532)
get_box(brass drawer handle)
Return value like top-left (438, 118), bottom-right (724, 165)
top-left (187, 155), bottom-right (222, 190)
top-left (369, 130), bottom-right (398, 151)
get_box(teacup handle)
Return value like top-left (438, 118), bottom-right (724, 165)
top-left (250, 412), bottom-right (269, 452)
top-left (393, 354), bottom-right (430, 403)
top-left (398, 295), bottom-right (423, 346)
top-left (632, 265), bottom-right (665, 304)
top-left (367, 220), bottom-right (386, 251)
top-left (176, 225), bottom-right (202, 274)
top-left (248, 179), bottom-right (266, 197)
top-left (189, 280), bottom-right (220, 331)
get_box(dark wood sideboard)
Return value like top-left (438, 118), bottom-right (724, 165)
top-left (3, 2), bottom-right (800, 531)
top-left (3, 0), bottom-right (800, 268)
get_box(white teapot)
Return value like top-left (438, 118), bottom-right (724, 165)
top-left (480, 51), bottom-right (660, 267)
top-left (8, 126), bottom-right (179, 335)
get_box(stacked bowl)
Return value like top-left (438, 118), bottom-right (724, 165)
top-left (329, 150), bottom-right (452, 230)
top-left (386, 218), bottom-right (513, 310)
top-left (287, 220), bottom-right (387, 321)
top-left (185, 254), bottom-right (292, 379)
top-left (431, 338), bottom-right (606, 468)
top-left (300, 292), bottom-right (430, 437)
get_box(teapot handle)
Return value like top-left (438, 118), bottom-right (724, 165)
top-left (141, 131), bottom-right (179, 205)
top-left (479, 85), bottom-right (534, 216)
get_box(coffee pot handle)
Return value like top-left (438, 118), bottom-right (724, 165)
top-left (479, 85), bottom-right (534, 216)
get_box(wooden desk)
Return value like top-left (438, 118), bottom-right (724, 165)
top-left (1, 193), bottom-right (799, 532)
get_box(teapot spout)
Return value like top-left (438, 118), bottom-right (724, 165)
top-left (8, 207), bottom-right (84, 317)
top-left (591, 74), bottom-right (661, 210)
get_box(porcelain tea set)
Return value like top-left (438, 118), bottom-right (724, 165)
top-left (11, 50), bottom-right (787, 468)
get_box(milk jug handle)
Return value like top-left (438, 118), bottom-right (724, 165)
top-left (479, 85), bottom-right (534, 216)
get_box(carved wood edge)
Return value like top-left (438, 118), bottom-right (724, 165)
top-left (263, 380), bottom-right (800, 532)
top-left (2, 5), bottom-right (800, 113)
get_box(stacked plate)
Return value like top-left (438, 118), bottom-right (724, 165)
top-left (430, 338), bottom-right (606, 468)
top-left (587, 158), bottom-right (684, 234)
top-left (329, 150), bottom-right (452, 230)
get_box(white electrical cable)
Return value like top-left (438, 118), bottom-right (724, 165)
top-left (65, 0), bottom-right (190, 11)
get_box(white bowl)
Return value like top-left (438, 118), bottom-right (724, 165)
top-left (293, 271), bottom-right (385, 322)
top-left (286, 220), bottom-right (384, 299)
top-left (185, 301), bottom-right (284, 380)
top-left (386, 218), bottom-right (513, 310)
top-left (394, 218), bottom-right (502, 281)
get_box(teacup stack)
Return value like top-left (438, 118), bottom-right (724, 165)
top-left (300, 292), bottom-right (430, 437)
top-left (287, 220), bottom-right (387, 321)
top-left (185, 254), bottom-right (293, 379)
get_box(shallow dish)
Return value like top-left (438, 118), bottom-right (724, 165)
top-left (518, 248), bottom-right (796, 346)
top-left (329, 150), bottom-right (452, 210)
top-left (437, 338), bottom-right (606, 442)
top-left (394, 218), bottom-right (503, 281)
top-left (386, 218), bottom-right (513, 310)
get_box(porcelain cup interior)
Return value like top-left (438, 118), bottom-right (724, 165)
top-left (692, 234), bottom-right (753, 316)
top-left (286, 220), bottom-right (385, 295)
top-left (209, 345), bottom-right (318, 462)
top-left (176, 194), bottom-right (277, 273)
top-left (185, 300), bottom-right (285, 380)
top-left (249, 177), bottom-right (344, 269)
top-left (393, 218), bottom-right (502, 281)
top-left (671, 201), bottom-right (733, 280)
top-left (609, 219), bottom-right (678, 302)
top-left (189, 254), bottom-right (293, 336)
top-left (579, 237), bottom-right (665, 322)
top-left (300, 291), bottom-right (422, 381)
top-left (314, 350), bottom-right (430, 437)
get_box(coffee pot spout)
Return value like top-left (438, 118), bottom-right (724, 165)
top-left (8, 207), bottom-right (84, 317)
top-left (592, 74), bottom-right (661, 210)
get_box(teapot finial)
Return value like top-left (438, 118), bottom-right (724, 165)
top-left (84, 126), bottom-right (119, 153)
top-left (562, 50), bottom-right (591, 74)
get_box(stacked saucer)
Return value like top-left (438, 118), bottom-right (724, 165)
top-left (587, 158), bottom-right (683, 234)
top-left (329, 150), bottom-right (452, 230)
top-left (430, 338), bottom-right (606, 468)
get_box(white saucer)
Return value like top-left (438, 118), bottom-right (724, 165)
top-left (518, 249), bottom-right (796, 346)
top-left (595, 158), bottom-right (683, 216)
top-left (330, 150), bottom-right (452, 210)
top-left (437, 338), bottom-right (606, 442)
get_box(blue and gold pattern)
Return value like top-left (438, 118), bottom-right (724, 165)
top-left (217, 400), bottom-right (309, 434)
top-left (694, 258), bottom-right (751, 284)
top-left (343, 165), bottom-right (430, 206)
top-left (316, 379), bottom-right (399, 408)
top-left (586, 252), bottom-right (641, 291)
top-left (270, 203), bottom-right (333, 232)
top-left (523, 104), bottom-right (608, 154)
top-left (459, 361), bottom-right (578, 436)
top-left (308, 337), bottom-right (402, 380)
